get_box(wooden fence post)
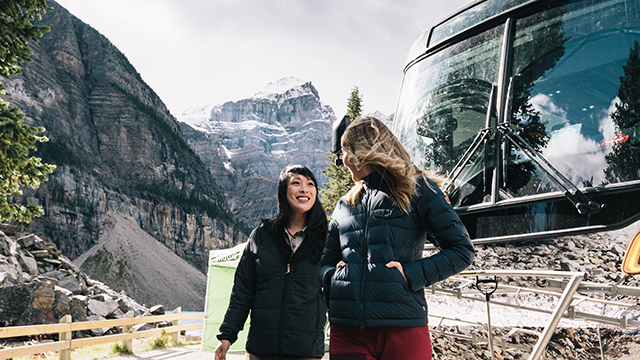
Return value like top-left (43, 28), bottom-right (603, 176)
top-left (172, 307), bottom-right (181, 344)
top-left (58, 314), bottom-right (71, 360)
top-left (123, 310), bottom-right (134, 353)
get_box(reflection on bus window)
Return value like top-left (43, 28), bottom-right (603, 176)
top-left (508, 0), bottom-right (640, 196)
top-left (395, 25), bottom-right (504, 207)
top-left (430, 0), bottom-right (529, 46)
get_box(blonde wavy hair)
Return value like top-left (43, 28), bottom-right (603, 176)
top-left (342, 116), bottom-right (444, 213)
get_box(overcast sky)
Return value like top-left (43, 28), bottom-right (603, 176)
top-left (53, 0), bottom-right (471, 119)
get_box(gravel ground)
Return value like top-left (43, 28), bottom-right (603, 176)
top-left (425, 223), bottom-right (640, 359)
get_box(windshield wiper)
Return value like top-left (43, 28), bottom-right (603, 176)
top-left (443, 85), bottom-right (496, 194)
top-left (498, 77), bottom-right (603, 215)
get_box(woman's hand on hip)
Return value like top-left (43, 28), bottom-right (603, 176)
top-left (215, 339), bottom-right (231, 360)
top-left (386, 261), bottom-right (408, 285)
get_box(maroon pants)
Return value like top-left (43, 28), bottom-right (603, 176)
top-left (329, 324), bottom-right (433, 360)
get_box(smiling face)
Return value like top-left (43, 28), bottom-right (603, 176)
top-left (286, 173), bottom-right (317, 216)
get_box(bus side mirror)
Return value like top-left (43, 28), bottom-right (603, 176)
top-left (622, 229), bottom-right (640, 275)
top-left (332, 115), bottom-right (350, 166)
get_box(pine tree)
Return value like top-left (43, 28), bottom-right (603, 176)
top-left (1, 0), bottom-right (56, 222)
top-left (604, 39), bottom-right (640, 183)
top-left (346, 86), bottom-right (363, 121)
top-left (320, 86), bottom-right (363, 213)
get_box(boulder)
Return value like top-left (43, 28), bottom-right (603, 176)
top-left (0, 264), bottom-right (21, 287)
top-left (16, 252), bottom-right (38, 276)
top-left (16, 234), bottom-right (40, 250)
top-left (0, 283), bottom-right (34, 326)
top-left (58, 275), bottom-right (82, 295)
top-left (107, 308), bottom-right (125, 320)
top-left (86, 315), bottom-right (111, 336)
top-left (0, 235), bottom-right (10, 256)
top-left (88, 297), bottom-right (119, 317)
top-left (69, 295), bottom-right (88, 322)
top-left (149, 304), bottom-right (165, 315)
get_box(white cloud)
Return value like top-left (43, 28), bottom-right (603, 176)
top-left (531, 93), bottom-right (567, 119)
top-left (598, 97), bottom-right (619, 140)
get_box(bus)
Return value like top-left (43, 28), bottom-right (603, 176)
top-left (393, 0), bottom-right (640, 244)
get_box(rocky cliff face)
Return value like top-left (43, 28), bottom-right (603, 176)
top-left (178, 77), bottom-right (336, 228)
top-left (0, 0), bottom-right (246, 277)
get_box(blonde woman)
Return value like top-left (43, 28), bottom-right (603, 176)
top-left (319, 117), bottom-right (475, 360)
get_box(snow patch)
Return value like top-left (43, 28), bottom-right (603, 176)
top-left (176, 104), bottom-right (215, 127)
top-left (223, 162), bottom-right (235, 174)
top-left (252, 76), bottom-right (313, 102)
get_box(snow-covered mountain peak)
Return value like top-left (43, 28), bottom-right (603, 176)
top-left (252, 76), bottom-right (316, 102)
top-left (254, 76), bottom-right (307, 96)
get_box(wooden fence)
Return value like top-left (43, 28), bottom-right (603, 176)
top-left (0, 307), bottom-right (203, 360)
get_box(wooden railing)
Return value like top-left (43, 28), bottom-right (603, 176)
top-left (0, 307), bottom-right (203, 360)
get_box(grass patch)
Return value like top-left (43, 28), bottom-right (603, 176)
top-left (111, 342), bottom-right (133, 355)
top-left (151, 330), bottom-right (172, 349)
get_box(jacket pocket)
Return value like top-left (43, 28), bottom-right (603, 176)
top-left (389, 266), bottom-right (411, 295)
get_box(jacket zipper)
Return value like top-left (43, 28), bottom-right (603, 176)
top-left (359, 188), bottom-right (372, 329)
top-left (277, 252), bottom-right (291, 356)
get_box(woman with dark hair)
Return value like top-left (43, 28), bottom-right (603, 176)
top-left (215, 164), bottom-right (328, 360)
top-left (319, 117), bottom-right (475, 360)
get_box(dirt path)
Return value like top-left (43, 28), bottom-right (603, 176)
top-left (106, 345), bottom-right (330, 360)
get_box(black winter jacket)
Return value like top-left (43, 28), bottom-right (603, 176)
top-left (217, 220), bottom-right (327, 358)
top-left (319, 172), bottom-right (475, 328)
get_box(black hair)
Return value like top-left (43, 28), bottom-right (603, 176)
top-left (273, 164), bottom-right (328, 263)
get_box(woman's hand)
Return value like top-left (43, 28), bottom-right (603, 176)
top-left (215, 339), bottom-right (231, 360)
top-left (336, 260), bottom-right (346, 269)
top-left (386, 261), bottom-right (408, 285)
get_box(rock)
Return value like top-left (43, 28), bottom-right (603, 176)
top-left (149, 304), bottom-right (165, 315)
top-left (54, 284), bottom-right (72, 298)
top-left (87, 297), bottom-right (119, 317)
top-left (86, 315), bottom-right (111, 335)
top-left (53, 286), bottom-right (70, 317)
top-left (0, 236), bottom-right (10, 256)
top-left (0, 284), bottom-right (34, 326)
top-left (560, 258), bottom-right (582, 272)
top-left (58, 275), bottom-right (82, 294)
top-left (41, 270), bottom-right (65, 280)
top-left (611, 244), bottom-right (626, 256)
top-left (16, 252), bottom-right (38, 276)
top-left (107, 308), bottom-right (125, 319)
top-left (69, 295), bottom-right (88, 322)
top-left (132, 322), bottom-right (155, 332)
top-left (0, 264), bottom-right (22, 287)
top-left (16, 234), bottom-right (39, 250)
top-left (30, 250), bottom-right (50, 258)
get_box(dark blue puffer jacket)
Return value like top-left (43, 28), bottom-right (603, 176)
top-left (319, 172), bottom-right (474, 327)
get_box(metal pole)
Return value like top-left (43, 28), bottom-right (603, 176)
top-left (528, 273), bottom-right (584, 360)
top-left (476, 276), bottom-right (498, 360)
top-left (485, 299), bottom-right (495, 360)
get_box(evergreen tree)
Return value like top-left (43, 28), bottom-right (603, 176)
top-left (320, 86), bottom-right (363, 212)
top-left (1, 0), bottom-right (56, 222)
top-left (346, 86), bottom-right (363, 121)
top-left (604, 39), bottom-right (640, 183)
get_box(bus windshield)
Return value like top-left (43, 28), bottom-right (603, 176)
top-left (396, 0), bottom-right (640, 207)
